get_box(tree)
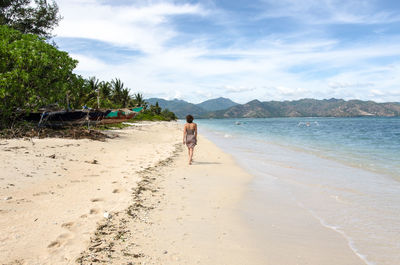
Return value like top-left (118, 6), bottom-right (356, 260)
top-left (87, 76), bottom-right (100, 108)
top-left (66, 75), bottom-right (87, 109)
top-left (0, 0), bottom-right (61, 38)
top-left (161, 108), bottom-right (177, 120)
top-left (111, 78), bottom-right (124, 107)
top-left (0, 25), bottom-right (77, 127)
top-left (131, 93), bottom-right (144, 106)
top-left (150, 101), bottom-right (161, 115)
top-left (120, 88), bottom-right (131, 108)
top-left (98, 81), bottom-right (114, 108)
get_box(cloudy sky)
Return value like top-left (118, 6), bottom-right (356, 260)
top-left (54, 0), bottom-right (400, 103)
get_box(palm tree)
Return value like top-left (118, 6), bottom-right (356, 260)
top-left (121, 88), bottom-right (131, 108)
top-left (111, 78), bottom-right (124, 106)
top-left (133, 93), bottom-right (146, 107)
top-left (87, 77), bottom-right (101, 108)
top-left (98, 81), bottom-right (113, 108)
top-left (99, 81), bottom-right (112, 98)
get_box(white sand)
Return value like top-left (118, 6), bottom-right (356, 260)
top-left (0, 122), bottom-right (180, 264)
top-left (0, 122), bottom-right (365, 264)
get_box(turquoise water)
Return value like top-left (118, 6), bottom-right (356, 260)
top-left (197, 117), bottom-right (400, 180)
top-left (195, 117), bottom-right (400, 265)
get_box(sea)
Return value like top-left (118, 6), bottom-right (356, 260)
top-left (196, 117), bottom-right (400, 265)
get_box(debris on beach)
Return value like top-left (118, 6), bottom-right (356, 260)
top-left (85, 159), bottom-right (98, 164)
top-left (103, 212), bottom-right (111, 219)
top-left (0, 125), bottom-right (108, 141)
top-left (76, 143), bottom-right (182, 264)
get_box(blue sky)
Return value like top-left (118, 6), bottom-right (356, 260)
top-left (54, 0), bottom-right (400, 103)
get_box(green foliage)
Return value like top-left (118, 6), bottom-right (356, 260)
top-left (0, 0), bottom-right (179, 134)
top-left (160, 108), bottom-right (177, 120)
top-left (96, 122), bottom-right (133, 130)
top-left (133, 112), bottom-right (166, 121)
top-left (130, 93), bottom-right (148, 109)
top-left (133, 107), bottom-right (177, 121)
top-left (66, 76), bottom-right (136, 110)
top-left (0, 0), bottom-right (61, 38)
top-left (0, 25), bottom-right (77, 127)
top-left (149, 101), bottom-right (161, 115)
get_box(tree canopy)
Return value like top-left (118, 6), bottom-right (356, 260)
top-left (0, 0), bottom-right (61, 38)
top-left (0, 20), bottom-right (177, 129)
top-left (0, 25), bottom-right (77, 126)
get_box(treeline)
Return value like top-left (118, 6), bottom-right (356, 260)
top-left (0, 1), bottom-right (176, 129)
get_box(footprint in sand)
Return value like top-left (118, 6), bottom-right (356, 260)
top-left (33, 191), bottom-right (48, 196)
top-left (84, 174), bottom-right (100, 178)
top-left (61, 222), bottom-right (74, 231)
top-left (90, 198), bottom-right (103, 202)
top-left (90, 208), bottom-right (99, 214)
top-left (47, 241), bottom-right (60, 248)
top-left (112, 189), bottom-right (121, 193)
top-left (47, 233), bottom-right (71, 249)
top-left (70, 179), bottom-right (81, 183)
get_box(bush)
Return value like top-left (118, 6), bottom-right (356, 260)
top-left (133, 109), bottom-right (177, 121)
top-left (0, 25), bottom-right (77, 128)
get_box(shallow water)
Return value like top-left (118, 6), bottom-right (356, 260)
top-left (198, 117), bottom-right (400, 180)
top-left (197, 117), bottom-right (400, 265)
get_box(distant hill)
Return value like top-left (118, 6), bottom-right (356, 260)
top-left (146, 97), bottom-right (400, 118)
top-left (146, 98), bottom-right (206, 118)
top-left (205, 98), bottom-right (400, 118)
top-left (196, 97), bottom-right (239, 111)
top-left (146, 97), bottom-right (239, 118)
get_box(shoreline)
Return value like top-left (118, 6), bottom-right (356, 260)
top-left (1, 122), bottom-right (368, 264)
top-left (201, 127), bottom-right (387, 265)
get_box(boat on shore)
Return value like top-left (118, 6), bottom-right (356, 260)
top-left (22, 107), bottom-right (144, 127)
top-left (100, 107), bottom-right (143, 124)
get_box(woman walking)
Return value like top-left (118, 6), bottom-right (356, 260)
top-left (183, 115), bottom-right (197, 165)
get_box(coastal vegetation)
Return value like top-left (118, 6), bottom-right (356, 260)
top-left (0, 1), bottom-right (177, 133)
top-left (0, 0), bottom-right (61, 38)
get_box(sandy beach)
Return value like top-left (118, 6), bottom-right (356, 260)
top-left (1, 122), bottom-right (365, 264)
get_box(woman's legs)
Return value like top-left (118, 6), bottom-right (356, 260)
top-left (188, 147), bottom-right (194, 164)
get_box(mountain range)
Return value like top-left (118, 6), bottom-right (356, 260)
top-left (146, 97), bottom-right (400, 118)
top-left (146, 97), bottom-right (238, 118)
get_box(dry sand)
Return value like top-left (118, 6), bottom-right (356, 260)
top-left (0, 122), bottom-right (180, 264)
top-left (0, 122), bottom-right (365, 265)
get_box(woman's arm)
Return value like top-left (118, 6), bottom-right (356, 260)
top-left (194, 123), bottom-right (198, 141)
top-left (183, 124), bottom-right (187, 144)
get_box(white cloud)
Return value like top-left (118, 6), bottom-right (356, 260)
top-left (328, 82), bottom-right (375, 89)
top-left (55, 0), bottom-right (207, 53)
top-left (70, 54), bottom-right (108, 73)
top-left (54, 0), bottom-right (400, 103)
top-left (258, 0), bottom-right (400, 25)
top-left (223, 85), bottom-right (256, 93)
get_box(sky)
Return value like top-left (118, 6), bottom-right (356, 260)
top-left (54, 0), bottom-right (400, 103)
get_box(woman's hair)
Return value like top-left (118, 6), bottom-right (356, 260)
top-left (186, 115), bottom-right (194, 123)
